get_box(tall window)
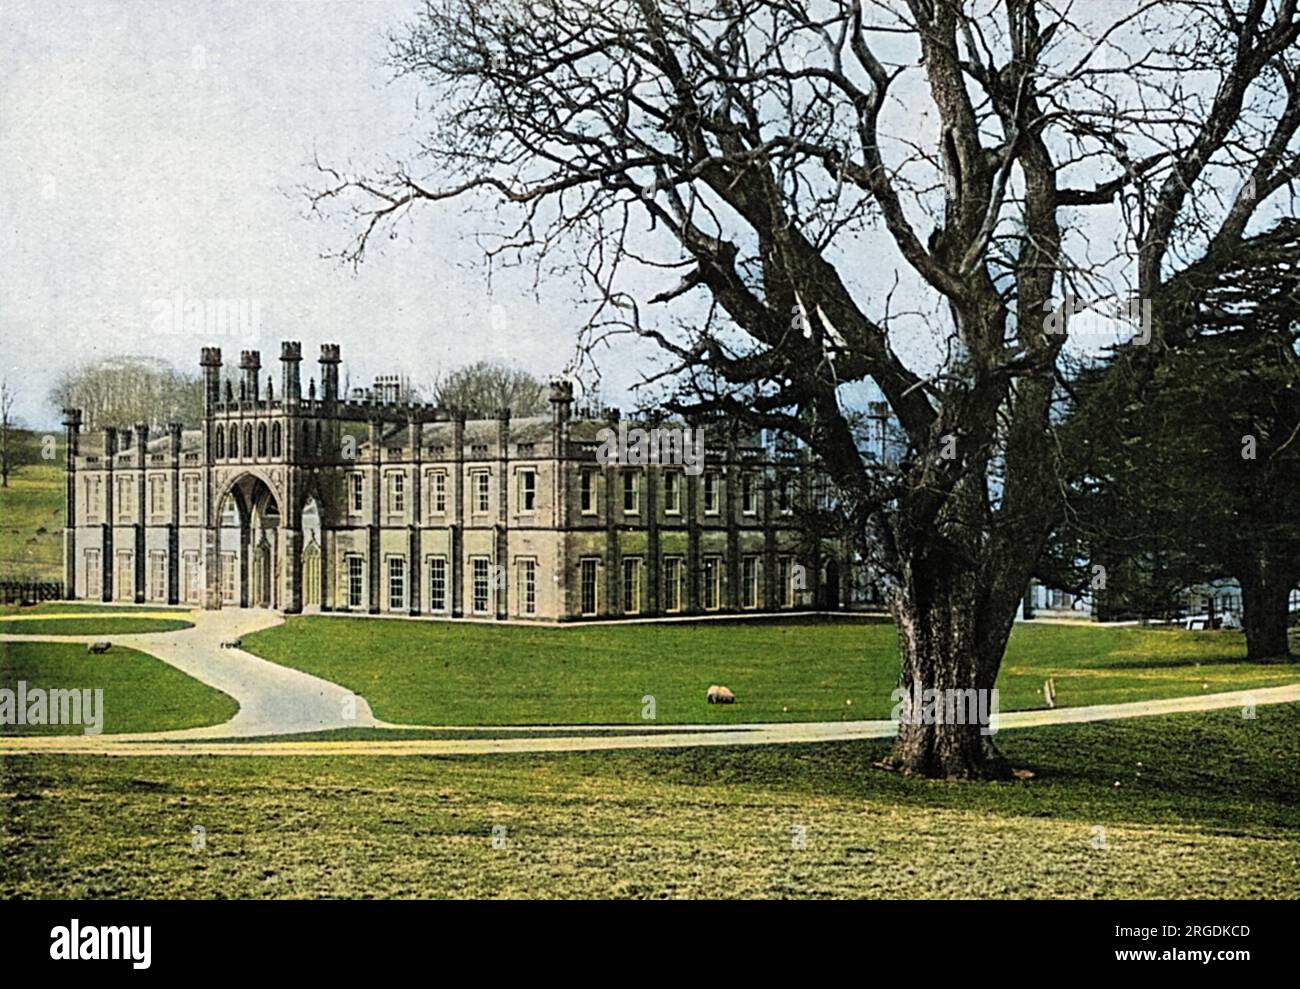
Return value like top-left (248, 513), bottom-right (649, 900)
top-left (663, 471), bottom-right (681, 514)
top-left (778, 556), bottom-right (794, 607)
top-left (518, 470), bottom-right (536, 512)
top-left (703, 556), bottom-right (722, 610)
top-left (257, 423), bottom-right (267, 457)
top-left (472, 558), bottom-right (490, 613)
top-left (244, 425), bottom-right (253, 458)
top-left (229, 425), bottom-right (238, 457)
top-left (779, 475), bottom-right (794, 514)
top-left (388, 557), bottom-right (406, 611)
top-left (116, 477), bottom-right (132, 519)
top-left (388, 472), bottom-right (405, 514)
top-left (622, 470), bottom-right (640, 514)
top-left (742, 555), bottom-right (759, 608)
top-left (580, 558), bottom-right (599, 615)
top-left (664, 557), bottom-right (683, 613)
top-left (347, 557), bottom-right (364, 609)
top-left (430, 472), bottom-right (447, 513)
top-left (271, 422), bottom-right (282, 457)
top-left (703, 471), bottom-right (720, 514)
top-left (84, 549), bottom-right (101, 598)
top-left (221, 552), bottom-right (237, 604)
top-left (114, 550), bottom-right (133, 600)
top-left (741, 473), bottom-right (758, 514)
top-left (149, 551), bottom-right (166, 601)
top-left (580, 468), bottom-right (596, 513)
top-left (518, 558), bottom-right (537, 615)
top-left (183, 476), bottom-right (200, 519)
top-left (149, 476), bottom-right (165, 516)
top-left (475, 471), bottom-right (491, 513)
top-left (215, 428), bottom-right (225, 458)
top-left (428, 557), bottom-right (447, 612)
top-left (622, 558), bottom-right (641, 615)
top-left (182, 552), bottom-right (199, 604)
top-left (349, 473), bottom-right (363, 513)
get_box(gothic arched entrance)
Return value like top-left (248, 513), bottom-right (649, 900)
top-left (215, 473), bottom-right (282, 609)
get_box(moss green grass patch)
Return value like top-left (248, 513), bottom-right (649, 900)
top-left (0, 641), bottom-right (237, 735)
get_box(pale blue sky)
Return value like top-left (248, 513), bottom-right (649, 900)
top-left (2, 0), bottom-right (648, 427)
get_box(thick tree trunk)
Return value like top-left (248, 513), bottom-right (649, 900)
top-left (882, 556), bottom-right (1016, 780)
top-left (1239, 565), bottom-right (1293, 662)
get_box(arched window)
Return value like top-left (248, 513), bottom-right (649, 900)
top-left (271, 422), bottom-right (282, 458)
top-left (229, 425), bottom-right (238, 457)
top-left (315, 422), bottom-right (323, 455)
top-left (215, 427), bottom-right (225, 459)
top-left (258, 423), bottom-right (267, 457)
top-left (243, 425), bottom-right (253, 457)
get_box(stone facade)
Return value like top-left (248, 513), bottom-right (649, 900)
top-left (61, 343), bottom-right (854, 621)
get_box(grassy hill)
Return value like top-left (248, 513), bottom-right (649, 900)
top-left (0, 430), bottom-right (64, 580)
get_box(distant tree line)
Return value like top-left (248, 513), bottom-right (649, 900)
top-left (47, 356), bottom-right (204, 432)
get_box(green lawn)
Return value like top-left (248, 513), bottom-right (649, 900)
top-left (2, 704), bottom-right (1295, 898)
top-left (0, 461), bottom-right (63, 580)
top-left (0, 641), bottom-right (237, 735)
top-left (0, 616), bottom-right (192, 636)
top-left (239, 615), bottom-right (1299, 726)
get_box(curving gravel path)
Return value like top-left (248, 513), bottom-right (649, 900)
top-left (0, 606), bottom-right (378, 739)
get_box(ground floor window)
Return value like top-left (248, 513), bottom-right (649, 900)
top-left (221, 552), bottom-right (238, 604)
top-left (388, 556), bottom-right (406, 611)
top-left (778, 556), bottom-right (794, 608)
top-left (580, 558), bottom-right (599, 616)
top-left (703, 556), bottom-right (722, 610)
top-left (428, 556), bottom-right (447, 612)
top-left (472, 557), bottom-right (490, 613)
top-left (518, 558), bottom-right (536, 615)
top-left (183, 552), bottom-right (200, 603)
top-left (622, 557), bottom-right (641, 615)
top-left (663, 557), bottom-right (683, 613)
top-left (347, 556), bottom-right (364, 609)
top-left (115, 550), bottom-right (134, 601)
top-left (83, 549), bottom-right (101, 599)
top-left (149, 551), bottom-right (167, 602)
top-left (741, 555), bottom-right (759, 609)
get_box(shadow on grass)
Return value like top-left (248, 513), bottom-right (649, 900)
top-left (523, 705), bottom-right (1300, 838)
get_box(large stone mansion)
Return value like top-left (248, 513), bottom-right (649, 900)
top-left (60, 342), bottom-right (859, 621)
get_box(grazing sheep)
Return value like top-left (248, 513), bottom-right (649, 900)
top-left (706, 684), bottom-right (736, 704)
top-left (220, 638), bottom-right (242, 649)
top-left (87, 641), bottom-right (112, 654)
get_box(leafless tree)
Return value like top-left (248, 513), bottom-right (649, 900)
top-left (48, 356), bottom-right (203, 432)
top-left (0, 380), bottom-right (15, 489)
top-left (431, 360), bottom-right (550, 415)
top-left (309, 0), bottom-right (1300, 778)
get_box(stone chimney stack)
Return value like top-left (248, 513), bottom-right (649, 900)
top-left (280, 341), bottom-right (302, 402)
top-left (200, 347), bottom-right (222, 413)
top-left (239, 350), bottom-right (262, 402)
top-left (548, 380), bottom-right (574, 424)
top-left (319, 344), bottom-right (341, 404)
